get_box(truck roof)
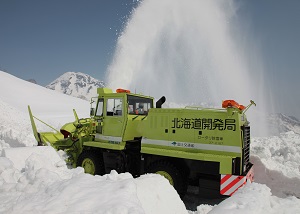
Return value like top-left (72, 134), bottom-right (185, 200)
top-left (97, 87), bottom-right (154, 99)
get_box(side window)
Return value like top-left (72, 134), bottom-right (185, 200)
top-left (128, 104), bottom-right (134, 114)
top-left (107, 98), bottom-right (123, 116)
top-left (96, 99), bottom-right (104, 116)
top-left (127, 95), bottom-right (153, 115)
top-left (135, 102), bottom-right (151, 115)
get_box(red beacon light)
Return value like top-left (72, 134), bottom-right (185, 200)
top-left (116, 88), bottom-right (131, 93)
top-left (222, 100), bottom-right (246, 111)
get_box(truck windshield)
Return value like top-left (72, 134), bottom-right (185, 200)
top-left (127, 95), bottom-right (153, 115)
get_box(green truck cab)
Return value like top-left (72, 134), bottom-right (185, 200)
top-left (29, 88), bottom-right (255, 197)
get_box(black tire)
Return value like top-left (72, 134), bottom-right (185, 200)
top-left (77, 150), bottom-right (105, 175)
top-left (147, 160), bottom-right (188, 198)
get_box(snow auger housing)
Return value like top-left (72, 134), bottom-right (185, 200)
top-left (29, 88), bottom-right (256, 197)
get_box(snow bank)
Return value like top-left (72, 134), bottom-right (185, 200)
top-left (2, 146), bottom-right (63, 171)
top-left (194, 182), bottom-right (300, 214)
top-left (0, 99), bottom-right (36, 148)
top-left (0, 146), bottom-right (187, 214)
top-left (135, 174), bottom-right (187, 213)
top-left (206, 182), bottom-right (300, 214)
top-left (252, 131), bottom-right (300, 178)
top-left (251, 131), bottom-right (300, 198)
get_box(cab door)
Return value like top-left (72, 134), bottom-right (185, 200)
top-left (102, 98), bottom-right (125, 140)
top-left (95, 98), bottom-right (104, 134)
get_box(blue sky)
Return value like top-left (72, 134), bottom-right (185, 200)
top-left (0, 0), bottom-right (300, 118)
top-left (236, 0), bottom-right (300, 118)
top-left (0, 0), bottom-right (139, 85)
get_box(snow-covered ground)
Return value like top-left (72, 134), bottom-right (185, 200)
top-left (0, 71), bottom-right (300, 213)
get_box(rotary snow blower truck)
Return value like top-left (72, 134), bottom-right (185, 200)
top-left (28, 88), bottom-right (255, 197)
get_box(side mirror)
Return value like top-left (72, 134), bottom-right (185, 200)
top-left (90, 108), bottom-right (95, 117)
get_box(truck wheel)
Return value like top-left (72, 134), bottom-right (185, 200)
top-left (77, 150), bottom-right (105, 175)
top-left (147, 160), bottom-right (187, 197)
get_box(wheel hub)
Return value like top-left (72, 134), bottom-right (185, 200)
top-left (82, 158), bottom-right (95, 175)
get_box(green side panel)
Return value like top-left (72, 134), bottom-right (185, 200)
top-left (143, 108), bottom-right (244, 152)
top-left (103, 116), bottom-right (125, 137)
top-left (141, 146), bottom-right (234, 174)
top-left (142, 109), bottom-right (169, 142)
top-left (140, 107), bottom-right (246, 175)
top-left (84, 141), bottom-right (125, 150)
top-left (122, 115), bottom-right (144, 141)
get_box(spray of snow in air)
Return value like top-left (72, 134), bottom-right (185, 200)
top-left (106, 0), bottom-right (270, 136)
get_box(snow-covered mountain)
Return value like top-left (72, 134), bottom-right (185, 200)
top-left (26, 79), bottom-right (37, 84)
top-left (268, 113), bottom-right (300, 135)
top-left (46, 72), bottom-right (105, 100)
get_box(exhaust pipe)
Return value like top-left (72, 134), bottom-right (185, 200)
top-left (156, 96), bottom-right (166, 108)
